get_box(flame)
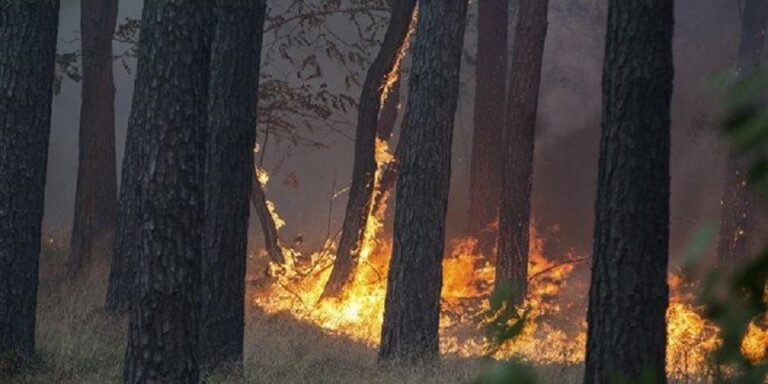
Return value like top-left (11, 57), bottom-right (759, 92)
top-left (251, 180), bottom-right (765, 380)
top-left (379, 7), bottom-right (418, 106)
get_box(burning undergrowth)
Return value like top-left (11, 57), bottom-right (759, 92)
top-left (247, 219), bottom-right (766, 381)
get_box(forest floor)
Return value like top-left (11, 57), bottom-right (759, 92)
top-left (1, 243), bottom-right (586, 384)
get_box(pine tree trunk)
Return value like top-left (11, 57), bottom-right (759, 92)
top-left (122, 2), bottom-right (211, 382)
top-left (467, 0), bottom-right (509, 257)
top-left (495, 0), bottom-right (549, 304)
top-left (717, 0), bottom-right (768, 269)
top-left (378, 0), bottom-right (468, 362)
top-left (583, 0), bottom-right (674, 382)
top-left (199, 0), bottom-right (266, 372)
top-left (68, 0), bottom-right (118, 277)
top-left (0, 0), bottom-right (59, 360)
top-left (322, 0), bottom-right (417, 298)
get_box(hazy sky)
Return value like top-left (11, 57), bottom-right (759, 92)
top-left (46, 0), bottom-right (740, 259)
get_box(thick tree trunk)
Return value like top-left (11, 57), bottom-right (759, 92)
top-left (496, 0), bottom-right (549, 304)
top-left (322, 0), bottom-right (417, 298)
top-left (467, 0), bottom-right (509, 257)
top-left (68, 0), bottom-right (118, 277)
top-left (122, 2), bottom-right (211, 383)
top-left (378, 0), bottom-right (468, 362)
top-left (199, 0), bottom-right (266, 372)
top-left (717, 0), bottom-right (768, 269)
top-left (583, 0), bottom-right (674, 383)
top-left (0, 0), bottom-right (59, 360)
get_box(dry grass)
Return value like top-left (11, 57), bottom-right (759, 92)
top-left (3, 243), bottom-right (583, 384)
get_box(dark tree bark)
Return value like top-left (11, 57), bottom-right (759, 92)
top-left (121, 1), bottom-right (211, 383)
top-left (378, 0), bottom-right (468, 362)
top-left (68, 0), bottom-right (118, 277)
top-left (0, 0), bottom-right (59, 360)
top-left (467, 0), bottom-right (509, 257)
top-left (199, 0), bottom-right (266, 372)
top-left (495, 0), bottom-right (549, 304)
top-left (322, 0), bottom-right (417, 298)
top-left (717, 0), bottom-right (768, 269)
top-left (583, 0), bottom-right (674, 383)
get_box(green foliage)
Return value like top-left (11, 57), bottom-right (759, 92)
top-left (693, 72), bottom-right (768, 384)
top-left (474, 281), bottom-right (537, 384)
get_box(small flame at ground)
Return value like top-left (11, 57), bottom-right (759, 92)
top-left (251, 222), bottom-right (766, 381)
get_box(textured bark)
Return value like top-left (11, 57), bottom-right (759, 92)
top-left (122, 2), bottom-right (211, 383)
top-left (68, 0), bottom-right (118, 277)
top-left (199, 0), bottom-right (266, 372)
top-left (496, 0), bottom-right (549, 304)
top-left (467, 0), bottom-right (509, 257)
top-left (378, 0), bottom-right (468, 362)
top-left (717, 0), bottom-right (768, 269)
top-left (0, 0), bottom-right (59, 360)
top-left (322, 0), bottom-right (417, 298)
top-left (583, 0), bottom-right (674, 383)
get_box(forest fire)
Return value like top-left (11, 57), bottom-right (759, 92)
top-left (249, 210), bottom-right (766, 380)
top-left (250, 152), bottom-right (766, 378)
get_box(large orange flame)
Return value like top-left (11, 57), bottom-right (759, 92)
top-left (251, 163), bottom-right (764, 380)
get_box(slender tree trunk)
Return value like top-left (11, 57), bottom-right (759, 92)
top-left (251, 177), bottom-right (286, 264)
top-left (122, 2), bottom-right (211, 382)
top-left (322, 0), bottom-right (417, 298)
top-left (717, 0), bottom-right (768, 269)
top-left (377, 77), bottom-right (401, 142)
top-left (468, 0), bottom-right (509, 257)
top-left (495, 0), bottom-right (549, 304)
top-left (583, 0), bottom-right (674, 382)
top-left (378, 0), bottom-right (468, 362)
top-left (0, 0), bottom-right (59, 360)
top-left (199, 0), bottom-right (266, 372)
top-left (68, 0), bottom-right (118, 277)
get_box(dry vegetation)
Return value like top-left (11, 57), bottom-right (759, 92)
top-left (1, 239), bottom-right (588, 384)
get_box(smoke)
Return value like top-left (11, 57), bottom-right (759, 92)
top-left (46, 0), bottom-right (742, 265)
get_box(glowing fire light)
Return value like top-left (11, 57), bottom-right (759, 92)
top-left (251, 218), bottom-right (766, 380)
top-left (249, 142), bottom-right (764, 381)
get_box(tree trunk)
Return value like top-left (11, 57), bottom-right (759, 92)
top-left (376, 76), bottom-right (401, 142)
top-left (251, 175), bottom-right (286, 265)
top-left (68, 0), bottom-right (118, 277)
top-left (467, 0), bottom-right (509, 258)
top-left (378, 0), bottom-right (468, 362)
top-left (495, 0), bottom-right (549, 304)
top-left (717, 0), bottom-right (768, 269)
top-left (199, 0), bottom-right (266, 372)
top-left (122, 2), bottom-right (211, 382)
top-left (583, 0), bottom-right (674, 382)
top-left (322, 0), bottom-right (417, 299)
top-left (0, 0), bottom-right (59, 360)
